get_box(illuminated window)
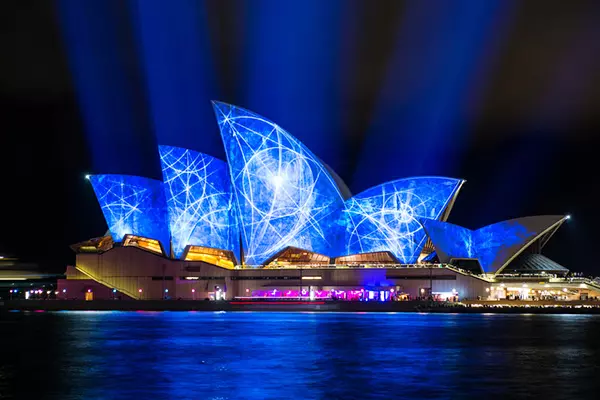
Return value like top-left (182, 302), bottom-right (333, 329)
top-left (266, 247), bottom-right (330, 267)
top-left (123, 235), bottom-right (163, 255)
top-left (70, 236), bottom-right (114, 253)
top-left (335, 251), bottom-right (397, 265)
top-left (184, 246), bottom-right (235, 269)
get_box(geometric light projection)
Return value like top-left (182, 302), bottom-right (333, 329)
top-left (422, 215), bottom-right (567, 274)
top-left (213, 101), bottom-right (345, 265)
top-left (336, 177), bottom-right (463, 263)
top-left (89, 175), bottom-right (170, 256)
top-left (159, 145), bottom-right (238, 260)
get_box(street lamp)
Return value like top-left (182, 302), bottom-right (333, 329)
top-left (192, 288), bottom-right (196, 300)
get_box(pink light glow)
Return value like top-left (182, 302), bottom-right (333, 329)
top-left (192, 289), bottom-right (196, 293)
top-left (138, 289), bottom-right (143, 293)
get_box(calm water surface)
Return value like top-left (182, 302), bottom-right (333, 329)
top-left (1, 311), bottom-right (599, 399)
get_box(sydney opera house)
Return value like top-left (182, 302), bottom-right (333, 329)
top-left (59, 102), bottom-right (597, 301)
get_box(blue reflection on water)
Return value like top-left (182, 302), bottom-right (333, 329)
top-left (1, 312), bottom-right (600, 399)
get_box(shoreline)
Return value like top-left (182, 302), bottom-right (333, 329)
top-left (3, 299), bottom-right (600, 314)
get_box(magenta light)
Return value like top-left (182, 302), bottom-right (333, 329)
top-left (192, 289), bottom-right (196, 293)
top-left (87, 289), bottom-right (91, 293)
top-left (138, 289), bottom-right (143, 293)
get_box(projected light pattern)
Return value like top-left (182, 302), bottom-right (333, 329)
top-left (213, 102), bottom-right (345, 265)
top-left (89, 175), bottom-right (170, 255)
top-left (338, 177), bottom-right (462, 263)
top-left (422, 220), bottom-right (476, 261)
top-left (423, 216), bottom-right (565, 273)
top-left (159, 145), bottom-right (238, 260)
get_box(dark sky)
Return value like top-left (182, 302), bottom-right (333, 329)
top-left (0, 0), bottom-right (599, 274)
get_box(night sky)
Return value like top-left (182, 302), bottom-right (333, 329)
top-left (0, 0), bottom-right (598, 274)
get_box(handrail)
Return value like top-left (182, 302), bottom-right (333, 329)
top-left (75, 265), bottom-right (138, 299)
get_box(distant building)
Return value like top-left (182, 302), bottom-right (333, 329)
top-left (59, 103), bottom-right (597, 301)
top-left (0, 256), bottom-right (63, 299)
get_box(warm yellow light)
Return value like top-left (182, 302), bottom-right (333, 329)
top-left (185, 247), bottom-right (234, 269)
top-left (301, 276), bottom-right (322, 280)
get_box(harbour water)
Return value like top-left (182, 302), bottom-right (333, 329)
top-left (1, 311), bottom-right (599, 399)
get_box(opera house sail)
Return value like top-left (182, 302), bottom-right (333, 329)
top-left (212, 102), bottom-right (345, 265)
top-left (422, 216), bottom-right (568, 274)
top-left (88, 174), bottom-right (171, 257)
top-left (159, 145), bottom-right (240, 262)
top-left (337, 177), bottom-right (463, 264)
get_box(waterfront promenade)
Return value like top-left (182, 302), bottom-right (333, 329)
top-left (3, 299), bottom-right (600, 314)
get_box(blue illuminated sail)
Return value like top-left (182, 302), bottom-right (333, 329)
top-left (337, 177), bottom-right (462, 263)
top-left (423, 216), bottom-right (566, 273)
top-left (213, 102), bottom-right (345, 265)
top-left (159, 145), bottom-right (239, 260)
top-left (89, 174), bottom-right (170, 255)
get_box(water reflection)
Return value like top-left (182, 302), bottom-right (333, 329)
top-left (1, 312), bottom-right (599, 399)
